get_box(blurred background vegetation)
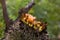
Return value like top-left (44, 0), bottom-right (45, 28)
top-left (0, 0), bottom-right (60, 40)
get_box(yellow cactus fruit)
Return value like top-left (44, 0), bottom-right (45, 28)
top-left (29, 24), bottom-right (33, 27)
top-left (39, 26), bottom-right (42, 32)
top-left (34, 26), bottom-right (38, 30)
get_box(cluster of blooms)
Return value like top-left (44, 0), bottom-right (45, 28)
top-left (20, 13), bottom-right (47, 32)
